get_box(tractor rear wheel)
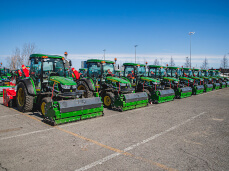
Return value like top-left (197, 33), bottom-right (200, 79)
top-left (103, 92), bottom-right (115, 109)
top-left (40, 97), bottom-right (52, 116)
top-left (77, 81), bottom-right (93, 98)
top-left (16, 82), bottom-right (34, 112)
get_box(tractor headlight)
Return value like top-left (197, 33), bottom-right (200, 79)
top-left (61, 84), bottom-right (71, 89)
top-left (120, 83), bottom-right (129, 87)
top-left (72, 85), bottom-right (77, 89)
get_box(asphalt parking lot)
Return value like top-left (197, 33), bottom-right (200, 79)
top-left (0, 88), bottom-right (229, 171)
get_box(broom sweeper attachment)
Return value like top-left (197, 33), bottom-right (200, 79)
top-left (45, 96), bottom-right (103, 125)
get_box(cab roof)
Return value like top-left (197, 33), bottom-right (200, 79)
top-left (30, 54), bottom-right (64, 59)
top-left (167, 66), bottom-right (180, 69)
top-left (123, 63), bottom-right (139, 66)
top-left (87, 59), bottom-right (114, 64)
top-left (183, 67), bottom-right (192, 70)
top-left (148, 65), bottom-right (165, 68)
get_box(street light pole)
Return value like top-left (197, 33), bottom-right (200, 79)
top-left (134, 45), bottom-right (138, 63)
top-left (188, 32), bottom-right (195, 68)
top-left (103, 49), bottom-right (106, 60)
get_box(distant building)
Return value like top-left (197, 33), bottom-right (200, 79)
top-left (81, 61), bottom-right (87, 68)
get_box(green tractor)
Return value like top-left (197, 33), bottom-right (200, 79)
top-left (76, 59), bottom-right (148, 111)
top-left (166, 66), bottom-right (193, 98)
top-left (216, 70), bottom-right (229, 87)
top-left (209, 70), bottom-right (227, 88)
top-left (16, 54), bottom-right (104, 125)
top-left (122, 63), bottom-right (175, 104)
top-left (201, 69), bottom-right (219, 90)
top-left (182, 68), bottom-right (204, 95)
top-left (0, 68), bottom-right (13, 97)
top-left (192, 68), bottom-right (213, 92)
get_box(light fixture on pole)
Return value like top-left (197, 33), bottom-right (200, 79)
top-left (188, 32), bottom-right (195, 68)
top-left (103, 49), bottom-right (106, 60)
top-left (134, 45), bottom-right (138, 63)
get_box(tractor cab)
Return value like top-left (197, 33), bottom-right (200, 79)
top-left (148, 65), bottom-right (167, 79)
top-left (29, 54), bottom-right (70, 93)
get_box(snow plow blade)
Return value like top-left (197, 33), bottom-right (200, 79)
top-left (45, 97), bottom-right (104, 125)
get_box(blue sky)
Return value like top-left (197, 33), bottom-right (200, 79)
top-left (0, 0), bottom-right (228, 69)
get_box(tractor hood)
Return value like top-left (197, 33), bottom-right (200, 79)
top-left (106, 76), bottom-right (130, 84)
top-left (50, 76), bottom-right (76, 85)
top-left (140, 77), bottom-right (160, 83)
top-left (179, 77), bottom-right (194, 82)
top-left (163, 77), bottom-right (179, 82)
top-left (191, 76), bottom-right (203, 81)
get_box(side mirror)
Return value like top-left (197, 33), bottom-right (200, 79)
top-left (118, 64), bottom-right (119, 69)
top-left (69, 60), bottom-right (72, 66)
top-left (35, 58), bottom-right (39, 64)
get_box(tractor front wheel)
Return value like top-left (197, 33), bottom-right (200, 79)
top-left (16, 82), bottom-right (34, 112)
top-left (40, 97), bottom-right (52, 116)
top-left (77, 81), bottom-right (94, 98)
top-left (103, 92), bottom-right (114, 109)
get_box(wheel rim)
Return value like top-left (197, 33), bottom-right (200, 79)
top-left (18, 88), bottom-right (25, 106)
top-left (41, 102), bottom-right (46, 115)
top-left (78, 85), bottom-right (87, 97)
top-left (104, 95), bottom-right (111, 107)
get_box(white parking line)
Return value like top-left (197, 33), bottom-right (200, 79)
top-left (75, 112), bottom-right (206, 171)
top-left (0, 128), bottom-right (55, 140)
top-left (0, 114), bottom-right (20, 118)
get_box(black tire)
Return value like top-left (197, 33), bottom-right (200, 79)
top-left (77, 81), bottom-right (94, 98)
top-left (40, 97), bottom-right (52, 116)
top-left (103, 92), bottom-right (115, 109)
top-left (16, 82), bottom-right (34, 112)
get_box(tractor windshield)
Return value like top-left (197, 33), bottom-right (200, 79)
top-left (124, 66), bottom-right (135, 78)
top-left (138, 66), bottom-right (146, 76)
top-left (201, 71), bottom-right (208, 77)
top-left (88, 62), bottom-right (102, 78)
top-left (167, 68), bottom-right (177, 77)
top-left (103, 63), bottom-right (115, 76)
top-left (215, 71), bottom-right (220, 76)
top-left (42, 58), bottom-right (65, 77)
top-left (193, 70), bottom-right (201, 77)
top-left (209, 71), bottom-right (215, 76)
top-left (183, 69), bottom-right (192, 77)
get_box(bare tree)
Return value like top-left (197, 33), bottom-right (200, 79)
top-left (9, 47), bottom-right (21, 70)
top-left (221, 54), bottom-right (228, 75)
top-left (184, 57), bottom-right (190, 68)
top-left (9, 43), bottom-right (38, 70)
top-left (160, 57), bottom-right (163, 65)
top-left (201, 57), bottom-right (208, 69)
top-left (21, 43), bottom-right (37, 65)
top-left (169, 56), bottom-right (175, 66)
top-left (153, 58), bottom-right (160, 65)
